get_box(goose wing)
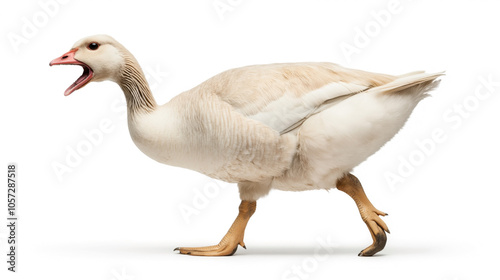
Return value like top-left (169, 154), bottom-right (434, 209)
top-left (209, 62), bottom-right (396, 134)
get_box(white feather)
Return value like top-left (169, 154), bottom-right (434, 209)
top-left (248, 81), bottom-right (368, 133)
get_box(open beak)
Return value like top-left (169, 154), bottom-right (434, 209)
top-left (50, 48), bottom-right (94, 96)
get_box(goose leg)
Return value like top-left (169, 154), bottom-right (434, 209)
top-left (174, 200), bottom-right (256, 256)
top-left (336, 173), bottom-right (390, 256)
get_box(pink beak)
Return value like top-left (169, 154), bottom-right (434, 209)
top-left (50, 48), bottom-right (94, 96)
top-left (49, 48), bottom-right (79, 66)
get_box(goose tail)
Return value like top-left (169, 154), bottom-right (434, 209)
top-left (376, 71), bottom-right (444, 98)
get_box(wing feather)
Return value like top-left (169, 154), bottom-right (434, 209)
top-left (196, 62), bottom-right (395, 133)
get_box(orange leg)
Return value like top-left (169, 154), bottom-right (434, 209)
top-left (174, 200), bottom-right (256, 256)
top-left (337, 173), bottom-right (390, 256)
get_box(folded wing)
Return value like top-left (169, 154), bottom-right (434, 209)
top-left (208, 62), bottom-right (396, 134)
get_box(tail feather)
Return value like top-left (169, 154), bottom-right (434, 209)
top-left (376, 71), bottom-right (444, 94)
top-left (280, 71), bottom-right (443, 135)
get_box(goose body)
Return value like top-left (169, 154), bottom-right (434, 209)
top-left (128, 62), bottom-right (440, 199)
top-left (50, 35), bottom-right (442, 256)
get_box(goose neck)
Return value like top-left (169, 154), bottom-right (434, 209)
top-left (119, 55), bottom-right (157, 115)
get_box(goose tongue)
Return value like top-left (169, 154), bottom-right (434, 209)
top-left (50, 49), bottom-right (94, 96)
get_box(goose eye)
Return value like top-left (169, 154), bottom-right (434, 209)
top-left (87, 42), bottom-right (99, 50)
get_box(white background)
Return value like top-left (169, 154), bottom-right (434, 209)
top-left (1, 0), bottom-right (499, 279)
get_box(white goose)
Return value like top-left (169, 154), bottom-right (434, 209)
top-left (50, 34), bottom-right (442, 256)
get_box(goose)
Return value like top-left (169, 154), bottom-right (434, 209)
top-left (50, 34), bottom-right (442, 257)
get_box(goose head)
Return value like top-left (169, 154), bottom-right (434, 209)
top-left (50, 34), bottom-right (126, 96)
